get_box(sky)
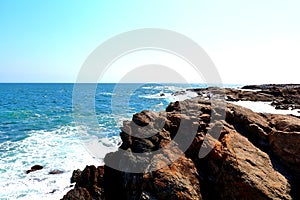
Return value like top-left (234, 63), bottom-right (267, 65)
top-left (0, 0), bottom-right (299, 84)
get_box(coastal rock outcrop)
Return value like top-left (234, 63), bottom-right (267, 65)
top-left (62, 86), bottom-right (300, 199)
top-left (62, 165), bottom-right (105, 200)
top-left (189, 84), bottom-right (300, 110)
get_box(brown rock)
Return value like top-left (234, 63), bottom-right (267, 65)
top-left (143, 148), bottom-right (202, 200)
top-left (61, 187), bottom-right (91, 200)
top-left (225, 103), bottom-right (271, 144)
top-left (190, 84), bottom-right (300, 111)
top-left (200, 130), bottom-right (292, 200)
top-left (62, 165), bottom-right (105, 200)
top-left (76, 165), bottom-right (105, 199)
top-left (132, 110), bottom-right (158, 126)
top-left (267, 114), bottom-right (300, 132)
top-left (269, 131), bottom-right (300, 174)
top-left (166, 101), bottom-right (181, 112)
top-left (62, 90), bottom-right (300, 199)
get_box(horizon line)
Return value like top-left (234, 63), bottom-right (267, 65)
top-left (0, 82), bottom-right (299, 84)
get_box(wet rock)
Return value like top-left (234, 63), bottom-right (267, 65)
top-left (62, 165), bottom-right (105, 200)
top-left (49, 169), bottom-right (64, 175)
top-left (26, 165), bottom-right (43, 174)
top-left (61, 187), bottom-right (91, 200)
top-left (76, 165), bottom-right (105, 199)
top-left (71, 169), bottom-right (82, 183)
top-left (49, 189), bottom-right (58, 194)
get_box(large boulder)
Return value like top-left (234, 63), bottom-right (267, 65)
top-left (198, 129), bottom-right (292, 199)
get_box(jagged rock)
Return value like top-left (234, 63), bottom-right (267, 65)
top-left (62, 166), bottom-right (105, 200)
top-left (104, 146), bottom-right (201, 200)
top-left (71, 169), bottom-right (82, 183)
top-left (225, 103), bottom-right (272, 145)
top-left (61, 187), bottom-right (91, 200)
top-left (62, 86), bottom-right (300, 199)
top-left (76, 165), bottom-right (105, 199)
top-left (143, 147), bottom-right (202, 200)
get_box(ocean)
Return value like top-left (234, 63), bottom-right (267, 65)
top-left (0, 83), bottom-right (218, 199)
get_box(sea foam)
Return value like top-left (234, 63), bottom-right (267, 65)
top-left (0, 125), bottom-right (118, 199)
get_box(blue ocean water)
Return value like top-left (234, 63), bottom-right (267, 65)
top-left (1, 83), bottom-right (218, 199)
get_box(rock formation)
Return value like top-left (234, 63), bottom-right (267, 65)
top-left (62, 85), bottom-right (300, 200)
top-left (189, 84), bottom-right (300, 110)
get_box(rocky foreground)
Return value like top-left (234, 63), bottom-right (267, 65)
top-left (62, 85), bottom-right (300, 200)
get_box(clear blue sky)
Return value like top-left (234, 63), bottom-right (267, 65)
top-left (0, 0), bottom-right (299, 83)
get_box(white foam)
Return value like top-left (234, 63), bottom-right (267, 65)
top-left (141, 86), bottom-right (154, 89)
top-left (141, 85), bottom-right (187, 92)
top-left (139, 85), bottom-right (200, 103)
top-left (139, 93), bottom-right (173, 99)
top-left (230, 101), bottom-right (300, 116)
top-left (0, 125), bottom-right (119, 199)
top-left (238, 89), bottom-right (262, 92)
top-left (171, 90), bottom-right (199, 101)
top-left (98, 92), bottom-right (115, 96)
top-left (139, 89), bottom-right (199, 103)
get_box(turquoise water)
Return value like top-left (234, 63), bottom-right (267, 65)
top-left (0, 83), bottom-right (191, 142)
top-left (2, 83), bottom-right (221, 199)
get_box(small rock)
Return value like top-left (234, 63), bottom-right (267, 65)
top-left (26, 165), bottom-right (43, 174)
top-left (49, 169), bottom-right (64, 175)
top-left (49, 189), bottom-right (58, 194)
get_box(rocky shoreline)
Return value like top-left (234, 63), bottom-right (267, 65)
top-left (188, 84), bottom-right (300, 111)
top-left (61, 84), bottom-right (300, 200)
